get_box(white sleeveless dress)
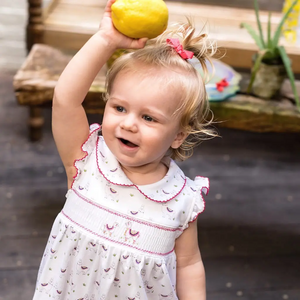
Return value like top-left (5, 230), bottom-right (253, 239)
top-left (32, 123), bottom-right (209, 300)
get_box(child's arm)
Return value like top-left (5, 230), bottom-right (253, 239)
top-left (175, 220), bottom-right (206, 300)
top-left (52, 0), bottom-right (147, 188)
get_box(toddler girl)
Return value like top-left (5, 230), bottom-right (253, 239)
top-left (33, 0), bottom-right (217, 299)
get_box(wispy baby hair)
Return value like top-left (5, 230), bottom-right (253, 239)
top-left (105, 20), bottom-right (218, 161)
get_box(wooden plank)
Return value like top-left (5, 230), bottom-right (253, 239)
top-left (0, 269), bottom-right (37, 300)
top-left (0, 43), bottom-right (26, 59)
top-left (167, 2), bottom-right (283, 29)
top-left (40, 1), bottom-right (300, 72)
top-left (206, 290), bottom-right (300, 300)
top-left (0, 13), bottom-right (26, 26)
top-left (174, 0), bottom-right (285, 12)
top-left (57, 0), bottom-right (105, 6)
top-left (0, 237), bottom-right (47, 269)
top-left (43, 0), bottom-right (287, 12)
top-left (198, 197), bottom-right (300, 227)
top-left (0, 59), bottom-right (26, 73)
top-left (0, 6), bottom-right (25, 14)
top-left (0, 186), bottom-right (66, 210)
top-left (205, 256), bottom-right (300, 292)
top-left (210, 95), bottom-right (300, 133)
top-left (13, 44), bottom-right (300, 133)
top-left (0, 164), bottom-right (65, 184)
top-left (0, 2), bottom-right (26, 73)
top-left (198, 225), bottom-right (300, 258)
top-left (0, 208), bottom-right (60, 237)
top-left (44, 1), bottom-right (283, 30)
top-left (44, 4), bottom-right (105, 32)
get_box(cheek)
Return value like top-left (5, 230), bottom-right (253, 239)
top-left (142, 127), bottom-right (174, 145)
top-left (102, 110), bottom-right (115, 131)
top-left (101, 118), bottom-right (112, 139)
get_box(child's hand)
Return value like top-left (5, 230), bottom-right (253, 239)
top-left (98, 0), bottom-right (148, 50)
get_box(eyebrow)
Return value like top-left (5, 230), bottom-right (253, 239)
top-left (108, 97), bottom-right (125, 103)
top-left (143, 108), bottom-right (169, 121)
top-left (109, 97), bottom-right (170, 122)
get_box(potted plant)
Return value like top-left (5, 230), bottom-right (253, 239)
top-left (241, 0), bottom-right (300, 110)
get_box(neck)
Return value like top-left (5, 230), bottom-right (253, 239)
top-left (120, 161), bottom-right (168, 185)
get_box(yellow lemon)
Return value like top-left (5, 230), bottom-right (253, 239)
top-left (111, 0), bottom-right (169, 39)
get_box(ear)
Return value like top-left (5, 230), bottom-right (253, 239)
top-left (171, 131), bottom-right (188, 149)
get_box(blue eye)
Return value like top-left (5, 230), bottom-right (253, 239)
top-left (116, 106), bottom-right (125, 112)
top-left (143, 115), bottom-right (153, 122)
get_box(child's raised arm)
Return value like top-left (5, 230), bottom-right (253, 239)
top-left (52, 0), bottom-right (147, 188)
top-left (175, 220), bottom-right (206, 299)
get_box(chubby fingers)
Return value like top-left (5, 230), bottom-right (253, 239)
top-left (129, 38), bottom-right (148, 49)
top-left (104, 0), bottom-right (116, 13)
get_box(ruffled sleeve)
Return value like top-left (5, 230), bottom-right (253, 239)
top-left (71, 123), bottom-right (101, 187)
top-left (184, 176), bottom-right (209, 228)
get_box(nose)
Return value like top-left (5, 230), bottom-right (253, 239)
top-left (120, 113), bottom-right (138, 133)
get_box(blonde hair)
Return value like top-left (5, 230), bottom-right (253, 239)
top-left (105, 21), bottom-right (218, 161)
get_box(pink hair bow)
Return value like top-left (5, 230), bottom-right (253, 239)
top-left (166, 38), bottom-right (194, 60)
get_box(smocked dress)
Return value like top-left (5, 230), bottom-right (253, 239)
top-left (33, 123), bottom-right (209, 300)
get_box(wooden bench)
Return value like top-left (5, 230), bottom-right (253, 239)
top-left (13, 44), bottom-right (300, 141)
top-left (26, 0), bottom-right (300, 72)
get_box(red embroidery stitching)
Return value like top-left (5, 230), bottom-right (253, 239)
top-left (61, 211), bottom-right (175, 256)
top-left (71, 123), bottom-right (101, 189)
top-left (72, 189), bottom-right (182, 232)
top-left (95, 138), bottom-right (187, 203)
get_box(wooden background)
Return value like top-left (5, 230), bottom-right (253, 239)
top-left (1, 0), bottom-right (300, 299)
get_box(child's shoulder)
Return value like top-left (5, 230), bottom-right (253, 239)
top-left (172, 159), bottom-right (209, 196)
top-left (79, 123), bottom-right (102, 155)
top-left (185, 175), bottom-right (209, 195)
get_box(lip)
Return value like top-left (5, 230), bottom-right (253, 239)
top-left (117, 138), bottom-right (139, 152)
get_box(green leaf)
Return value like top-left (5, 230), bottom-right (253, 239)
top-left (278, 46), bottom-right (300, 110)
top-left (267, 12), bottom-right (272, 49)
top-left (272, 0), bottom-right (298, 48)
top-left (247, 50), bottom-right (270, 93)
top-left (254, 0), bottom-right (266, 48)
top-left (240, 23), bottom-right (264, 49)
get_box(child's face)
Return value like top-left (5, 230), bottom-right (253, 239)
top-left (102, 69), bottom-right (186, 171)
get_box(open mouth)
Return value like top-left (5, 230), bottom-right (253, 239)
top-left (119, 138), bottom-right (138, 148)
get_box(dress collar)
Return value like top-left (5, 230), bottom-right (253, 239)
top-left (96, 136), bottom-right (186, 203)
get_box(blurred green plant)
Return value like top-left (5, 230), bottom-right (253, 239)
top-left (241, 0), bottom-right (300, 110)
